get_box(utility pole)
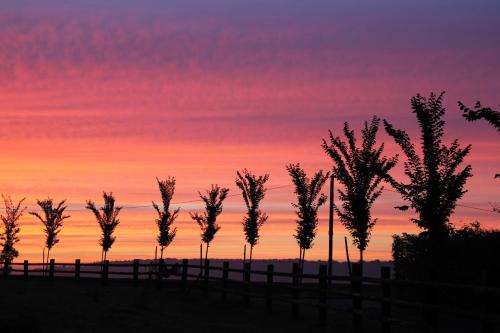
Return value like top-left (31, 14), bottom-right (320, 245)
top-left (328, 173), bottom-right (334, 286)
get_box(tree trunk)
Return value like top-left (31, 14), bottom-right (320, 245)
top-left (298, 247), bottom-right (302, 270)
top-left (205, 243), bottom-right (209, 266)
top-left (42, 248), bottom-right (46, 277)
top-left (160, 246), bottom-right (164, 260)
top-left (243, 244), bottom-right (247, 264)
top-left (359, 249), bottom-right (364, 275)
top-left (46, 248), bottom-right (51, 274)
top-left (301, 248), bottom-right (306, 274)
top-left (249, 245), bottom-right (254, 268)
top-left (101, 249), bottom-right (104, 271)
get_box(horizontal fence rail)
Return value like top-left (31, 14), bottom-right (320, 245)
top-left (1, 259), bottom-right (499, 333)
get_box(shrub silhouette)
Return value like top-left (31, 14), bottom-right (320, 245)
top-left (1, 195), bottom-right (26, 273)
top-left (384, 93), bottom-right (472, 249)
top-left (286, 163), bottom-right (329, 274)
top-left (322, 116), bottom-right (397, 270)
top-left (393, 222), bottom-right (500, 284)
top-left (30, 198), bottom-right (69, 271)
top-left (152, 177), bottom-right (179, 259)
top-left (236, 169), bottom-right (269, 267)
top-left (86, 192), bottom-right (122, 262)
top-left (190, 185), bottom-right (229, 264)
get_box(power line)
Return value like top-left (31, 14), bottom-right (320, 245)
top-left (382, 187), bottom-right (496, 214)
top-left (31, 184), bottom-right (295, 212)
top-left (20, 183), bottom-right (496, 215)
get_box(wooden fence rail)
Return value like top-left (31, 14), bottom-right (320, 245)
top-left (2, 259), bottom-right (499, 333)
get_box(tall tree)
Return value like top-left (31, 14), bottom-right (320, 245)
top-left (236, 169), bottom-right (269, 267)
top-left (384, 92), bottom-right (472, 246)
top-left (30, 198), bottom-right (69, 270)
top-left (286, 164), bottom-right (329, 273)
top-left (190, 185), bottom-right (229, 264)
top-left (322, 116), bottom-right (397, 269)
top-left (0, 196), bottom-right (26, 272)
top-left (459, 101), bottom-right (500, 133)
top-left (152, 177), bottom-right (179, 259)
top-left (86, 192), bottom-right (122, 262)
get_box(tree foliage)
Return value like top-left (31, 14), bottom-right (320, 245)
top-left (86, 192), bottom-right (121, 258)
top-left (236, 169), bottom-right (269, 261)
top-left (190, 185), bottom-right (229, 245)
top-left (384, 93), bottom-right (472, 243)
top-left (459, 101), bottom-right (500, 133)
top-left (30, 198), bottom-right (69, 252)
top-left (152, 177), bottom-right (179, 258)
top-left (0, 196), bottom-right (26, 265)
top-left (322, 116), bottom-right (397, 260)
top-left (287, 164), bottom-right (329, 251)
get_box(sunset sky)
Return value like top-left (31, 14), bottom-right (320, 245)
top-left (0, 0), bottom-right (499, 262)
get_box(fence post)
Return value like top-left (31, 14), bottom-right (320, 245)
top-left (49, 259), bottom-right (55, 279)
top-left (24, 260), bottom-right (29, 279)
top-left (480, 270), bottom-right (494, 333)
top-left (102, 260), bottom-right (109, 284)
top-left (381, 266), bottom-right (392, 333)
top-left (133, 259), bottom-right (139, 287)
top-left (292, 263), bottom-right (300, 319)
top-left (204, 259), bottom-right (210, 296)
top-left (75, 259), bottom-right (80, 282)
top-left (181, 259), bottom-right (188, 292)
top-left (351, 263), bottom-right (363, 333)
top-left (222, 261), bottom-right (229, 301)
top-left (158, 258), bottom-right (164, 288)
top-left (266, 264), bottom-right (274, 313)
top-left (318, 264), bottom-right (327, 325)
top-left (2, 261), bottom-right (7, 277)
top-left (244, 263), bottom-right (251, 305)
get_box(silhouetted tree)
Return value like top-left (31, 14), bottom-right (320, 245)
top-left (190, 185), bottom-right (229, 264)
top-left (86, 192), bottom-right (122, 263)
top-left (1, 196), bottom-right (26, 272)
top-left (236, 169), bottom-right (269, 267)
top-left (459, 101), bottom-right (500, 133)
top-left (459, 101), bottom-right (500, 179)
top-left (322, 116), bottom-right (397, 269)
top-left (384, 92), bottom-right (472, 247)
top-left (152, 177), bottom-right (179, 259)
top-left (30, 198), bottom-right (69, 271)
top-left (286, 164), bottom-right (329, 273)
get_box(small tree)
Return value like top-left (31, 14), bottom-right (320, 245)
top-left (1, 196), bottom-right (26, 272)
top-left (86, 192), bottom-right (122, 263)
top-left (286, 164), bottom-right (329, 273)
top-left (322, 116), bottom-right (397, 269)
top-left (384, 93), bottom-right (472, 248)
top-left (152, 177), bottom-right (179, 259)
top-left (190, 185), bottom-right (229, 264)
top-left (236, 169), bottom-right (269, 267)
top-left (30, 198), bottom-right (69, 270)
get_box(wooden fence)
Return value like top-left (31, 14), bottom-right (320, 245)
top-left (2, 259), bottom-right (499, 333)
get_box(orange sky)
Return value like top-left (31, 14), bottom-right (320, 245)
top-left (0, 1), bottom-right (498, 262)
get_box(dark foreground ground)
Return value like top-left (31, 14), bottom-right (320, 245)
top-left (0, 277), bottom-right (355, 333)
top-left (0, 275), bottom-right (489, 333)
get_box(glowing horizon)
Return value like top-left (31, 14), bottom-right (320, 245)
top-left (0, 0), bottom-right (499, 262)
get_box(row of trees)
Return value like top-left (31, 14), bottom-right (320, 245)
top-left (1, 92), bottom-right (498, 273)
